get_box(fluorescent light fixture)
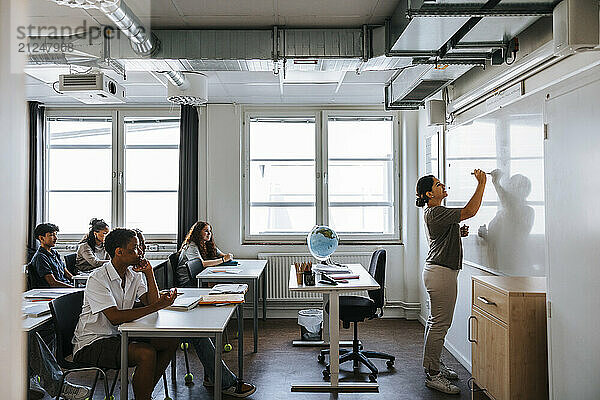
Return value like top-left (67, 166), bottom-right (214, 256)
top-left (283, 71), bottom-right (344, 84)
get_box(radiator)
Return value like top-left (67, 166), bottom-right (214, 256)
top-left (257, 252), bottom-right (372, 302)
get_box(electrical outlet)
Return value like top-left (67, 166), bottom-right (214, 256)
top-left (65, 244), bottom-right (77, 251)
top-left (146, 244), bottom-right (158, 252)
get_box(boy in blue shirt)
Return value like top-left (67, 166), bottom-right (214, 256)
top-left (30, 223), bottom-right (73, 288)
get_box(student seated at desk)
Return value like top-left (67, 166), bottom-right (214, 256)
top-left (75, 218), bottom-right (110, 272)
top-left (28, 333), bottom-right (90, 400)
top-left (72, 228), bottom-right (179, 400)
top-left (177, 221), bottom-right (234, 286)
top-left (30, 223), bottom-right (74, 288)
top-left (136, 228), bottom-right (256, 398)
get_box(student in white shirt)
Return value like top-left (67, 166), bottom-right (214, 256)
top-left (75, 218), bottom-right (110, 272)
top-left (72, 228), bottom-right (179, 400)
top-left (177, 221), bottom-right (234, 286)
top-left (136, 228), bottom-right (256, 398)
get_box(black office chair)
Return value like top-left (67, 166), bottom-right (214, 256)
top-left (318, 249), bottom-right (395, 382)
top-left (49, 291), bottom-right (112, 400)
top-left (64, 253), bottom-right (77, 276)
top-left (25, 262), bottom-right (34, 291)
top-left (167, 251), bottom-right (195, 385)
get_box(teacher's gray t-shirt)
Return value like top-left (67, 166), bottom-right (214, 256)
top-left (424, 206), bottom-right (462, 270)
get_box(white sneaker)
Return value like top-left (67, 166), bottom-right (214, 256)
top-left (60, 382), bottom-right (91, 400)
top-left (426, 373), bottom-right (460, 395)
top-left (440, 361), bottom-right (459, 380)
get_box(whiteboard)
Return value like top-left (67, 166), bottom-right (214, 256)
top-left (445, 98), bottom-right (546, 276)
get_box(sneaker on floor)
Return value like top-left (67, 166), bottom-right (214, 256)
top-left (29, 376), bottom-right (45, 400)
top-left (426, 373), bottom-right (460, 395)
top-left (223, 382), bottom-right (256, 398)
top-left (440, 361), bottom-right (459, 380)
top-left (60, 382), bottom-right (91, 400)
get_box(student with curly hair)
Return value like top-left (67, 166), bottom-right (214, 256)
top-left (176, 221), bottom-right (233, 286)
top-left (75, 218), bottom-right (110, 272)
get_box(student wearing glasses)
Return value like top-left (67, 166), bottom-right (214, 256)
top-left (75, 218), bottom-right (110, 272)
top-left (415, 170), bottom-right (486, 395)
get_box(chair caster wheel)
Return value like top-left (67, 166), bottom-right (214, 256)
top-left (386, 360), bottom-right (395, 369)
top-left (368, 374), bottom-right (377, 383)
top-left (184, 373), bottom-right (194, 385)
top-left (164, 397), bottom-right (173, 400)
top-left (180, 342), bottom-right (189, 350)
top-left (322, 370), bottom-right (330, 381)
top-left (317, 354), bottom-right (325, 363)
top-left (224, 343), bottom-right (233, 352)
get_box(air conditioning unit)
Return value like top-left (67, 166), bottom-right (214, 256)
top-left (553, 0), bottom-right (599, 56)
top-left (58, 73), bottom-right (126, 104)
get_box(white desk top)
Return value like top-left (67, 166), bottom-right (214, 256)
top-left (289, 264), bottom-right (379, 293)
top-left (22, 288), bottom-right (82, 332)
top-left (196, 259), bottom-right (268, 280)
top-left (119, 288), bottom-right (237, 334)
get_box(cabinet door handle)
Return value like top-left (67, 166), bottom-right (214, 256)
top-left (468, 315), bottom-right (477, 343)
top-left (477, 296), bottom-right (496, 306)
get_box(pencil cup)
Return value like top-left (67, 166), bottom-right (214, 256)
top-left (296, 271), bottom-right (304, 285)
top-left (303, 271), bottom-right (316, 286)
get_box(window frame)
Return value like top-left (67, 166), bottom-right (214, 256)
top-left (242, 107), bottom-right (401, 244)
top-left (44, 107), bottom-right (180, 242)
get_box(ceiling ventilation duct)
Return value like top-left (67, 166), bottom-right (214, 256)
top-left (49, 0), bottom-right (189, 89)
top-left (167, 73), bottom-right (208, 106)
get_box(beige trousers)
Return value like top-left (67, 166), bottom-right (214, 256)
top-left (422, 264), bottom-right (459, 372)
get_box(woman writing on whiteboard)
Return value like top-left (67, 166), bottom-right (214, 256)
top-left (415, 169), bottom-right (486, 395)
top-left (176, 221), bottom-right (234, 287)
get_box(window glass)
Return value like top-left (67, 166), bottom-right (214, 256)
top-left (327, 117), bottom-right (394, 235)
top-left (124, 117), bottom-right (179, 234)
top-left (46, 117), bottom-right (112, 234)
top-left (248, 117), bottom-right (316, 235)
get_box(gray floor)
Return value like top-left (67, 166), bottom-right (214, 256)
top-left (37, 318), bottom-right (472, 399)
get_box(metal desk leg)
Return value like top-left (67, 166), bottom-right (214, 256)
top-left (329, 292), bottom-right (339, 387)
top-left (120, 332), bottom-right (129, 400)
top-left (322, 293), bottom-right (330, 342)
top-left (215, 333), bottom-right (222, 400)
top-left (253, 278), bottom-right (258, 353)
top-left (237, 303), bottom-right (244, 391)
top-left (262, 272), bottom-right (267, 321)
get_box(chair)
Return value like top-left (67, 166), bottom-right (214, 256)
top-left (48, 291), bottom-right (112, 400)
top-left (24, 262), bottom-right (34, 291)
top-left (64, 253), bottom-right (77, 276)
top-left (318, 249), bottom-right (395, 382)
top-left (167, 251), bottom-right (194, 385)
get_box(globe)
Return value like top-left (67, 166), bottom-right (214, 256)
top-left (307, 225), bottom-right (339, 262)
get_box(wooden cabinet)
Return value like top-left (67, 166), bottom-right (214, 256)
top-left (470, 276), bottom-right (548, 400)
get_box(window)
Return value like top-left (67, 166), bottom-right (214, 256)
top-left (44, 110), bottom-right (180, 239)
top-left (243, 110), bottom-right (399, 243)
top-left (46, 116), bottom-right (112, 234)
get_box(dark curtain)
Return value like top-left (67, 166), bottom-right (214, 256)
top-left (177, 105), bottom-right (199, 249)
top-left (27, 102), bottom-right (45, 261)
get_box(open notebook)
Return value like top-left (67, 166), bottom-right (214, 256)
top-left (167, 292), bottom-right (245, 310)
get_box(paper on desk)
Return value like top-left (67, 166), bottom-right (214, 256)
top-left (209, 284), bottom-right (248, 295)
top-left (312, 265), bottom-right (351, 274)
top-left (24, 290), bottom-right (70, 299)
top-left (205, 267), bottom-right (242, 274)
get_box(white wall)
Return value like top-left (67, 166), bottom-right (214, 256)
top-left (0, 0), bottom-right (27, 398)
top-left (201, 104), bottom-right (421, 318)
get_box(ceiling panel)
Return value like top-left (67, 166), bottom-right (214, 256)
top-left (173, 0), bottom-right (276, 17)
top-left (181, 15), bottom-right (276, 28)
top-left (281, 16), bottom-right (369, 28)
top-left (277, 0), bottom-right (380, 18)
